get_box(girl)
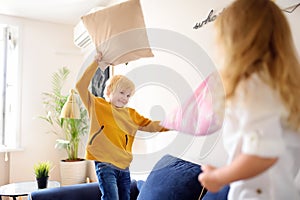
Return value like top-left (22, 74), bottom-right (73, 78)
top-left (199, 0), bottom-right (300, 199)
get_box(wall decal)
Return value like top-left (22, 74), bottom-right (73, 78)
top-left (193, 3), bottom-right (299, 30)
top-left (193, 9), bottom-right (220, 29)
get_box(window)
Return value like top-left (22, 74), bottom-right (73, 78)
top-left (0, 24), bottom-right (20, 150)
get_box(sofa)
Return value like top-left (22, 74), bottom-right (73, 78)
top-left (28, 180), bottom-right (141, 200)
top-left (28, 154), bottom-right (229, 200)
top-left (29, 182), bottom-right (101, 200)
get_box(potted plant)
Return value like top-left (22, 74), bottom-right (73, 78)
top-left (34, 161), bottom-right (51, 189)
top-left (39, 67), bottom-right (89, 185)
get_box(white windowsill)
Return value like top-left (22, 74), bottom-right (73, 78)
top-left (0, 147), bottom-right (24, 153)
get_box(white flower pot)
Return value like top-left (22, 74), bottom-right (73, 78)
top-left (60, 159), bottom-right (87, 186)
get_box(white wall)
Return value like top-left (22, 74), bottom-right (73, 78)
top-left (0, 14), bottom-right (85, 183)
top-left (0, 152), bottom-right (9, 185)
top-left (0, 0), bottom-right (300, 183)
top-left (112, 0), bottom-right (300, 178)
top-left (112, 0), bottom-right (231, 178)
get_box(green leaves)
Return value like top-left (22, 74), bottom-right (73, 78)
top-left (39, 67), bottom-right (89, 161)
top-left (34, 161), bottom-right (51, 178)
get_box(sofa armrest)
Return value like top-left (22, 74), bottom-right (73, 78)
top-left (28, 182), bottom-right (100, 200)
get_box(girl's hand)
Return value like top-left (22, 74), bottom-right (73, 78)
top-left (198, 165), bottom-right (224, 193)
top-left (95, 52), bottom-right (103, 64)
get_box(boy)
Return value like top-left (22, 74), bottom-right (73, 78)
top-left (76, 53), bottom-right (168, 200)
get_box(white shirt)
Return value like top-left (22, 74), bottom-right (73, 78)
top-left (222, 74), bottom-right (300, 200)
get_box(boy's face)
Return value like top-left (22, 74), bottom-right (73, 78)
top-left (109, 87), bottom-right (132, 108)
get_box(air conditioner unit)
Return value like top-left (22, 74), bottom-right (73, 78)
top-left (73, 6), bottom-right (107, 49)
top-left (73, 20), bottom-right (92, 49)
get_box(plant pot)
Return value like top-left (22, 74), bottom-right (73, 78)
top-left (60, 159), bottom-right (87, 186)
top-left (36, 176), bottom-right (49, 189)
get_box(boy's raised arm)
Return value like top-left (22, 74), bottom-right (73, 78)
top-left (76, 53), bottom-right (102, 110)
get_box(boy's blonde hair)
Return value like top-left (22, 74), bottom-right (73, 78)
top-left (104, 75), bottom-right (135, 100)
top-left (215, 0), bottom-right (300, 131)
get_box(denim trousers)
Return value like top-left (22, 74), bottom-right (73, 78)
top-left (95, 161), bottom-right (131, 200)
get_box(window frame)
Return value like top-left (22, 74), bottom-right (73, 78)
top-left (0, 24), bottom-right (22, 152)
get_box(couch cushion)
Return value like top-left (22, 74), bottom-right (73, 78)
top-left (29, 182), bottom-right (100, 200)
top-left (137, 154), bottom-right (205, 200)
top-left (29, 181), bottom-right (141, 200)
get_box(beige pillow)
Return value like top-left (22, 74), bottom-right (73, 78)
top-left (81, 0), bottom-right (153, 70)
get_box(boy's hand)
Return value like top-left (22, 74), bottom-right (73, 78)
top-left (95, 52), bottom-right (103, 64)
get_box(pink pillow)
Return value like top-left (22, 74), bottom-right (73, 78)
top-left (160, 72), bottom-right (225, 136)
top-left (81, 0), bottom-right (153, 70)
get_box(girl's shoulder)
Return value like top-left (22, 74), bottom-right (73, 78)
top-left (230, 74), bottom-right (286, 116)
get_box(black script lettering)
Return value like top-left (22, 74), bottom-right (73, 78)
top-left (207, 9), bottom-right (217, 22)
top-left (193, 9), bottom-right (218, 29)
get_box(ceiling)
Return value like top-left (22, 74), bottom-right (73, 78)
top-left (0, 0), bottom-right (121, 25)
top-left (0, 0), bottom-right (299, 26)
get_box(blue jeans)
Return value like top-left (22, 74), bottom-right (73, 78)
top-left (95, 161), bottom-right (131, 200)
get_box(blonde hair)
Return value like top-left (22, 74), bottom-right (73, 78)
top-left (215, 0), bottom-right (300, 131)
top-left (104, 75), bottom-right (135, 99)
